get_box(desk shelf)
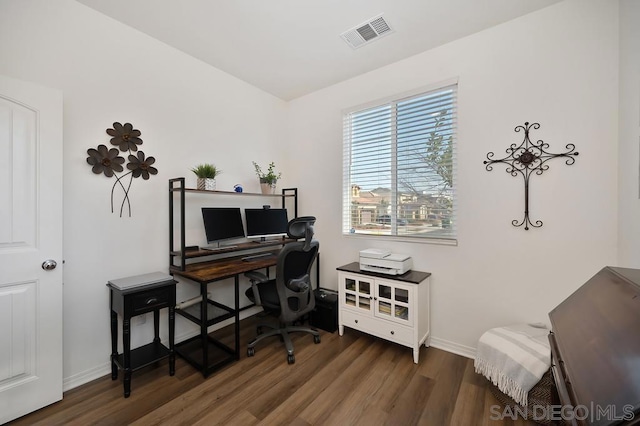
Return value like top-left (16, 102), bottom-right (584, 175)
top-left (170, 187), bottom-right (297, 197)
top-left (173, 297), bottom-right (241, 377)
top-left (177, 300), bottom-right (235, 326)
top-left (170, 239), bottom-right (294, 260)
top-left (174, 335), bottom-right (236, 376)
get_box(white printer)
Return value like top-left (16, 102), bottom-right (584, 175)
top-left (359, 248), bottom-right (413, 275)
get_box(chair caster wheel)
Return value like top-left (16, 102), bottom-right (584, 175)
top-left (247, 347), bottom-right (255, 357)
top-left (314, 335), bottom-right (321, 344)
top-left (287, 354), bottom-right (295, 364)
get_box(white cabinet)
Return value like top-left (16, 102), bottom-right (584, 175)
top-left (337, 263), bottom-right (430, 363)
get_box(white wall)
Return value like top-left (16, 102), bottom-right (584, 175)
top-left (0, 0), bottom-right (288, 389)
top-left (286, 0), bottom-right (619, 356)
top-left (618, 0), bottom-right (640, 266)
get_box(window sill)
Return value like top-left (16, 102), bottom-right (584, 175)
top-left (341, 233), bottom-right (458, 247)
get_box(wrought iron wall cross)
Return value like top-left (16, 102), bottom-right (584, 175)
top-left (483, 122), bottom-right (578, 230)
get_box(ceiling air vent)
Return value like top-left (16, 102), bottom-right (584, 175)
top-left (341, 14), bottom-right (393, 49)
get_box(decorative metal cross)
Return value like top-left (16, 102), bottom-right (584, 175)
top-left (483, 122), bottom-right (578, 230)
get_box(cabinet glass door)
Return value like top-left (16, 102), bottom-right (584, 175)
top-left (377, 284), bottom-right (393, 317)
top-left (376, 282), bottom-right (412, 324)
top-left (342, 274), bottom-right (372, 312)
top-left (344, 277), bottom-right (357, 307)
top-left (357, 280), bottom-right (371, 311)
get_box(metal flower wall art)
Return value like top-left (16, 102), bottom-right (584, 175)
top-left (86, 122), bottom-right (158, 217)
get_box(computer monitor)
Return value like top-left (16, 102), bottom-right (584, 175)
top-left (245, 208), bottom-right (289, 242)
top-left (201, 207), bottom-right (245, 249)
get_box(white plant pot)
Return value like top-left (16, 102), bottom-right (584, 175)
top-left (260, 182), bottom-right (276, 194)
top-left (197, 178), bottom-right (216, 191)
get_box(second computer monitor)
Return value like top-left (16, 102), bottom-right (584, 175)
top-left (245, 208), bottom-right (288, 242)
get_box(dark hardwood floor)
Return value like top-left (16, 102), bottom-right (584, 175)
top-left (9, 316), bottom-right (537, 425)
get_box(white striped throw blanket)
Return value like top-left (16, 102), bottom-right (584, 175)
top-left (474, 324), bottom-right (551, 407)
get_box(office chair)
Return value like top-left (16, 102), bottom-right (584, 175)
top-left (244, 216), bottom-right (320, 364)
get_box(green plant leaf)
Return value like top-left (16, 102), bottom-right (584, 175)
top-left (191, 163), bottom-right (221, 178)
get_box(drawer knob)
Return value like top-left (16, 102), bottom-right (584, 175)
top-left (390, 331), bottom-right (395, 335)
top-left (146, 297), bottom-right (158, 305)
top-left (354, 319), bottom-right (358, 324)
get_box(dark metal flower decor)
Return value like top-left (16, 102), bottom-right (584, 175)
top-left (483, 122), bottom-right (578, 230)
top-left (86, 122), bottom-right (158, 217)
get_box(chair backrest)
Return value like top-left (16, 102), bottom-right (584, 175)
top-left (275, 216), bottom-right (319, 322)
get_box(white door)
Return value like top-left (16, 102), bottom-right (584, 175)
top-left (0, 75), bottom-right (63, 424)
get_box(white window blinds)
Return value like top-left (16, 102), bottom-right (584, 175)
top-left (342, 83), bottom-right (457, 241)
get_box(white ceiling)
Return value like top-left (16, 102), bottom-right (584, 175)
top-left (75, 0), bottom-right (562, 101)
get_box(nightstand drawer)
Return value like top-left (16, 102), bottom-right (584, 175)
top-left (130, 287), bottom-right (171, 314)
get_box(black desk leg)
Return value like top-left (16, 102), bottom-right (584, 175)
top-left (234, 275), bottom-right (240, 360)
top-left (169, 304), bottom-right (175, 376)
top-left (200, 283), bottom-right (208, 377)
top-left (110, 307), bottom-right (118, 380)
top-left (123, 317), bottom-right (131, 398)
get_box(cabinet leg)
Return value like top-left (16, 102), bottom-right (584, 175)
top-left (123, 317), bottom-right (131, 397)
top-left (124, 370), bottom-right (131, 398)
top-left (413, 348), bottom-right (419, 364)
top-left (153, 310), bottom-right (160, 343)
top-left (110, 355), bottom-right (118, 380)
top-left (339, 325), bottom-right (344, 336)
top-left (110, 308), bottom-right (118, 380)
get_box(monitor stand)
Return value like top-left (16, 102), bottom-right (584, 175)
top-left (202, 242), bottom-right (238, 251)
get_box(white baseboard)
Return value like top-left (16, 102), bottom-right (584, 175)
top-left (65, 308), bottom-right (477, 392)
top-left (63, 362), bottom-right (111, 392)
top-left (430, 336), bottom-right (476, 359)
top-left (63, 306), bottom-right (263, 392)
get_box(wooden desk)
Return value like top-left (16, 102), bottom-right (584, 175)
top-left (170, 250), bottom-right (280, 377)
top-left (549, 266), bottom-right (640, 425)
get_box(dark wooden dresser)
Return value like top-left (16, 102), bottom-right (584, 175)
top-left (549, 266), bottom-right (640, 425)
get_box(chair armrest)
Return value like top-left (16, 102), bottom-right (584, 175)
top-left (244, 271), bottom-right (268, 284)
top-left (244, 271), bottom-right (269, 306)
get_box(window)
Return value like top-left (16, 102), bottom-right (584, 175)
top-left (342, 82), bottom-right (457, 242)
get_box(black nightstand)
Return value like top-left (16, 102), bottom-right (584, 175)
top-left (107, 273), bottom-right (176, 398)
top-left (310, 288), bottom-right (338, 333)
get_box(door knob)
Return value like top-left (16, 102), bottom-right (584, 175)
top-left (42, 259), bottom-right (57, 270)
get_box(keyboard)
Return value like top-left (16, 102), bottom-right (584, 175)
top-left (241, 253), bottom-right (274, 261)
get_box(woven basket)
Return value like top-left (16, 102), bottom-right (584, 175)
top-left (489, 369), bottom-right (557, 426)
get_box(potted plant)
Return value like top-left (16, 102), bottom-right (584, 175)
top-left (252, 161), bottom-right (281, 194)
top-left (191, 163), bottom-right (221, 190)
